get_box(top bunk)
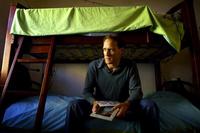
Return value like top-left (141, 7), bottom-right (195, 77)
top-left (1, 1), bottom-right (198, 87)
top-left (7, 2), bottom-right (190, 63)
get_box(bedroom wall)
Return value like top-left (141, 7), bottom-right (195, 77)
top-left (0, 0), bottom-right (199, 96)
top-left (160, 48), bottom-right (193, 84)
top-left (161, 0), bottom-right (200, 86)
top-left (10, 0), bottom-right (183, 13)
top-left (47, 63), bottom-right (156, 97)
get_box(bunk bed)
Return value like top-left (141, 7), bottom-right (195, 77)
top-left (0, 0), bottom-right (200, 133)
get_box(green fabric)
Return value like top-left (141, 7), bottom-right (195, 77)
top-left (10, 6), bottom-right (184, 52)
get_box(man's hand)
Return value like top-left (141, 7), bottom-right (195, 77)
top-left (92, 101), bottom-right (100, 113)
top-left (113, 101), bottom-right (131, 118)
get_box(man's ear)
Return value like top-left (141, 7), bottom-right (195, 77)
top-left (120, 48), bottom-right (125, 55)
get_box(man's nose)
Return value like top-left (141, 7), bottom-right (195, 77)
top-left (105, 50), bottom-right (111, 56)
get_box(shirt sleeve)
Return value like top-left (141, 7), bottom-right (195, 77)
top-left (82, 62), bottom-right (96, 104)
top-left (127, 62), bottom-right (143, 102)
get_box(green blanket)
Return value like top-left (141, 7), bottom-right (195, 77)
top-left (10, 6), bottom-right (184, 52)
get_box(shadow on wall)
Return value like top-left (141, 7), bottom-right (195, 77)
top-left (48, 63), bottom-right (156, 97)
top-left (49, 64), bottom-right (88, 96)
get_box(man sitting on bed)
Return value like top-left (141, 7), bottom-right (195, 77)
top-left (64, 34), bottom-right (160, 133)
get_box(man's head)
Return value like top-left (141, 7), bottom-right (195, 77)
top-left (102, 35), bottom-right (124, 69)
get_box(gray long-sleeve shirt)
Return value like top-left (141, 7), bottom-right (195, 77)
top-left (83, 58), bottom-right (143, 104)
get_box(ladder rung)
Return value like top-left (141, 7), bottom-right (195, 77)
top-left (17, 58), bottom-right (47, 63)
top-left (29, 45), bottom-right (50, 54)
top-left (31, 37), bottom-right (54, 45)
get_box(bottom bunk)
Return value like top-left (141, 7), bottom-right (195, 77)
top-left (1, 91), bottom-right (200, 133)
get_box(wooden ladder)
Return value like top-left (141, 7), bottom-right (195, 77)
top-left (0, 35), bottom-right (55, 132)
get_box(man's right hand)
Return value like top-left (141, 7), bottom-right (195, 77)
top-left (92, 101), bottom-right (100, 113)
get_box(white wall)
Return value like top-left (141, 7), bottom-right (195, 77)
top-left (49, 63), bottom-right (156, 97)
top-left (137, 63), bottom-right (156, 97)
top-left (49, 64), bottom-right (87, 96)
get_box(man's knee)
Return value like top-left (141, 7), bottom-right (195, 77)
top-left (140, 99), bottom-right (159, 112)
top-left (68, 99), bottom-right (91, 117)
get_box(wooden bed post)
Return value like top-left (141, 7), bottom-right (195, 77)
top-left (0, 36), bottom-right (24, 122)
top-left (183, 0), bottom-right (200, 96)
top-left (0, 4), bottom-right (26, 89)
top-left (0, 4), bottom-right (16, 89)
top-left (34, 37), bottom-right (55, 131)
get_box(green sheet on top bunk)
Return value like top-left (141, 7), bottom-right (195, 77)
top-left (10, 6), bottom-right (184, 52)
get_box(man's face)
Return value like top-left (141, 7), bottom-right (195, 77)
top-left (103, 38), bottom-right (122, 66)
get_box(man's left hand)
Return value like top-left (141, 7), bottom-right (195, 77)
top-left (113, 101), bottom-right (131, 118)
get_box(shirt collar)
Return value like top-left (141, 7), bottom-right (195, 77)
top-left (97, 58), bottom-right (125, 70)
top-left (97, 58), bottom-right (105, 69)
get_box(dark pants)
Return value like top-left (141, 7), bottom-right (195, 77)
top-left (64, 99), bottom-right (160, 133)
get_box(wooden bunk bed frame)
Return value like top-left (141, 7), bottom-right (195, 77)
top-left (0, 0), bottom-right (200, 132)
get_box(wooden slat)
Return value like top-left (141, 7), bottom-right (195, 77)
top-left (34, 37), bottom-right (55, 131)
top-left (31, 37), bottom-right (55, 45)
top-left (183, 0), bottom-right (200, 96)
top-left (29, 45), bottom-right (50, 54)
top-left (17, 58), bottom-right (47, 63)
top-left (55, 31), bottom-right (156, 45)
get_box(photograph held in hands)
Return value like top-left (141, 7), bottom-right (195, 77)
top-left (90, 101), bottom-right (119, 121)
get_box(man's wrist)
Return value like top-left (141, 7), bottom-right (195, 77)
top-left (92, 100), bottom-right (97, 105)
top-left (124, 100), bottom-right (131, 108)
